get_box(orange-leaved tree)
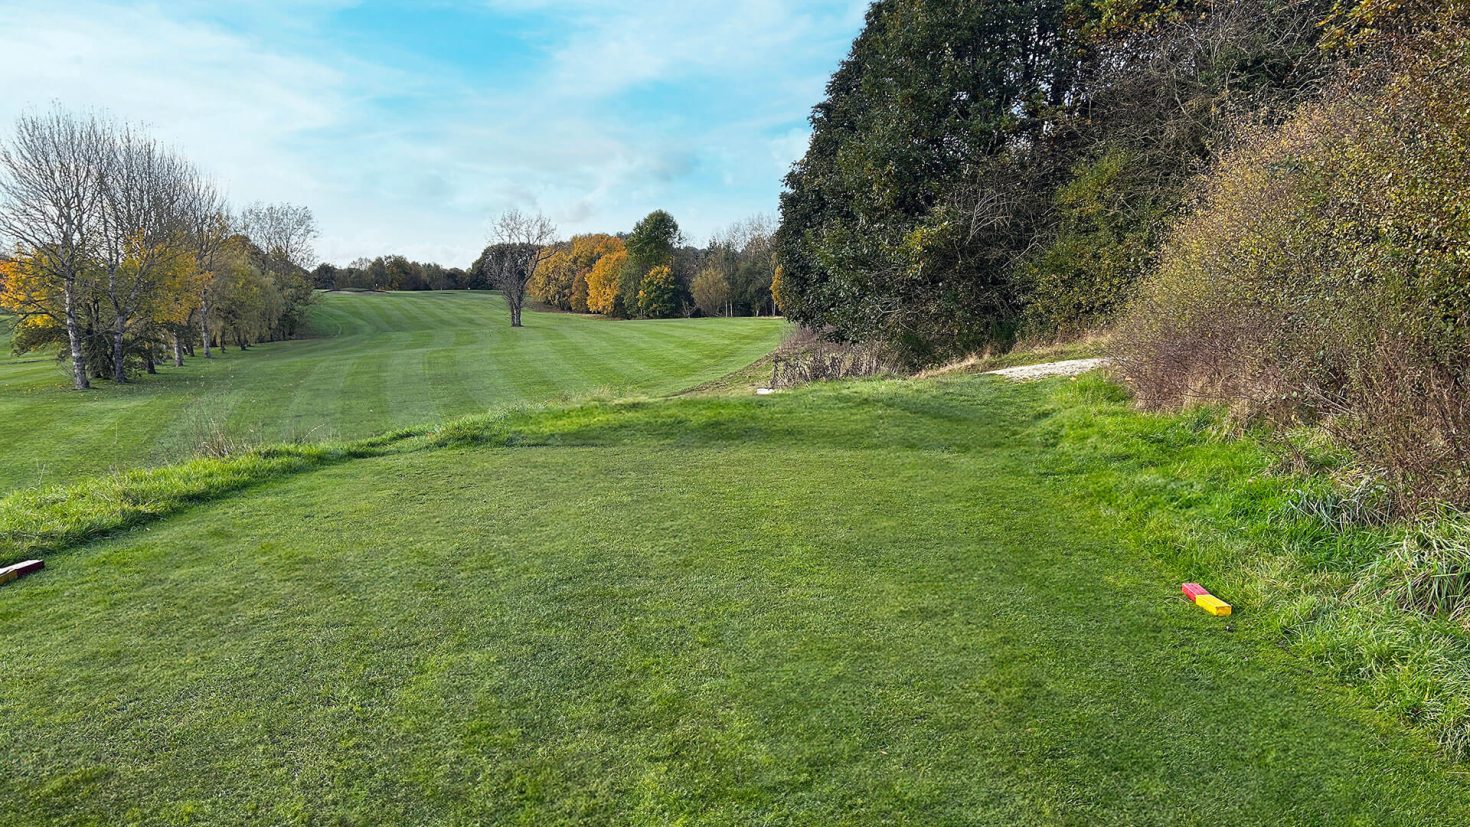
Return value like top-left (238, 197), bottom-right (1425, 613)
top-left (529, 247), bottom-right (576, 309)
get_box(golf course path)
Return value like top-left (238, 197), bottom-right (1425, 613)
top-left (987, 357), bottom-right (1111, 381)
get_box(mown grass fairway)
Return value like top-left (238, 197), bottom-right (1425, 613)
top-left (0, 291), bottom-right (785, 492)
top-left (4, 376), bottom-right (1468, 824)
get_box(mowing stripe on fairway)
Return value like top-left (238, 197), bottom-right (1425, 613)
top-left (0, 292), bottom-right (787, 493)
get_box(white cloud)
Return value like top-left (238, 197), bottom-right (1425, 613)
top-left (484, 0), bottom-right (866, 102)
top-left (0, 2), bottom-right (408, 258)
top-left (0, 1), bottom-right (867, 265)
top-left (769, 128), bottom-right (812, 172)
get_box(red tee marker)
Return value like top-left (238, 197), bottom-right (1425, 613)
top-left (1182, 583), bottom-right (1210, 602)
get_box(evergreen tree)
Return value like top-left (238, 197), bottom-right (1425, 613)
top-left (622, 210), bottom-right (681, 314)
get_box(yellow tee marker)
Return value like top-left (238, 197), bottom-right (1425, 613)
top-left (1196, 594), bottom-right (1232, 617)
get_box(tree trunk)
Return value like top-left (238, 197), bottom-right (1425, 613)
top-left (173, 334), bottom-right (185, 367)
top-left (199, 301), bottom-right (212, 358)
top-left (144, 349), bottom-right (157, 374)
top-left (63, 280), bottom-right (90, 390)
top-left (112, 316), bottom-right (128, 384)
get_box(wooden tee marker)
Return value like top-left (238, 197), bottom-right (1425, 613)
top-left (1181, 582), bottom-right (1232, 616)
top-left (1182, 583), bottom-right (1210, 602)
top-left (0, 559), bottom-right (44, 587)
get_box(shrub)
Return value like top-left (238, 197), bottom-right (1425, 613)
top-left (769, 328), bottom-right (900, 388)
top-left (1117, 30), bottom-right (1470, 508)
top-left (1021, 147), bottom-right (1165, 335)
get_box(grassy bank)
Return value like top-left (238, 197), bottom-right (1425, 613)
top-left (0, 290), bottom-right (786, 493)
top-left (1042, 375), bottom-right (1470, 760)
top-left (4, 372), bottom-right (1470, 823)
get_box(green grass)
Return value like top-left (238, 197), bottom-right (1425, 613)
top-left (1040, 376), bottom-right (1470, 761)
top-left (0, 291), bottom-right (786, 493)
top-left (5, 374), bottom-right (1470, 824)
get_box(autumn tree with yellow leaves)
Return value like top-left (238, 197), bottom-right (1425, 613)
top-left (585, 244), bottom-right (629, 316)
top-left (0, 253), bottom-right (72, 357)
top-left (530, 233), bottom-right (624, 313)
top-left (0, 108), bottom-right (318, 386)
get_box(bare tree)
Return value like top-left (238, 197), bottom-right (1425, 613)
top-left (238, 202), bottom-right (317, 274)
top-left (94, 126), bottom-right (192, 383)
top-left (0, 108), bottom-right (112, 390)
top-left (180, 176), bottom-right (230, 361)
top-left (238, 202), bottom-right (319, 342)
top-left (488, 209), bottom-right (557, 327)
top-left (711, 214), bottom-right (776, 255)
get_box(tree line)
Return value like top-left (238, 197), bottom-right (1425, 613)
top-left (775, 0), bottom-right (1463, 366)
top-left (307, 209), bottom-right (781, 323)
top-left (507, 209), bottom-right (780, 320)
top-left (311, 257), bottom-right (469, 292)
top-left (776, 0), bottom-right (1470, 504)
top-left (0, 109), bottom-right (318, 390)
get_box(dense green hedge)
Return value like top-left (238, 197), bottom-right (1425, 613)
top-left (776, 0), bottom-right (1340, 365)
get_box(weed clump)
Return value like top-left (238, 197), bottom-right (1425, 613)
top-left (769, 328), bottom-right (900, 388)
top-left (1365, 512), bottom-right (1470, 622)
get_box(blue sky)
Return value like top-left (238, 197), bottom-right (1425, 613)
top-left (0, 1), bottom-right (868, 265)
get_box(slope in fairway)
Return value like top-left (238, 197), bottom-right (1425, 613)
top-left (0, 291), bottom-right (785, 492)
top-left (3, 378), bottom-right (1467, 824)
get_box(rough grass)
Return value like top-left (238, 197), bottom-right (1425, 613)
top-left (0, 290), bottom-right (787, 493)
top-left (0, 434), bottom-right (408, 570)
top-left (1040, 375), bottom-right (1470, 760)
top-left (5, 372), bottom-right (1470, 823)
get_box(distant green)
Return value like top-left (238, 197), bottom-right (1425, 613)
top-left (3, 375), bottom-right (1468, 824)
top-left (0, 291), bottom-right (786, 492)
